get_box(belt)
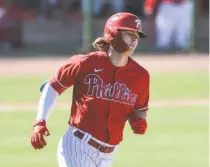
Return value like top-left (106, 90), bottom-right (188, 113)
top-left (73, 130), bottom-right (115, 153)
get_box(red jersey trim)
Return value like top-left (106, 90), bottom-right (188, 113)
top-left (54, 71), bottom-right (69, 89)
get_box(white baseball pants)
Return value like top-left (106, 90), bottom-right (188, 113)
top-left (155, 1), bottom-right (193, 49)
top-left (57, 126), bottom-right (118, 167)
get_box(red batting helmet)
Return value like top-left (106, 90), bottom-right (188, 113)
top-left (104, 12), bottom-right (147, 40)
top-left (103, 12), bottom-right (147, 53)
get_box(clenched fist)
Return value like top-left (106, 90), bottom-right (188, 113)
top-left (30, 120), bottom-right (50, 149)
top-left (129, 117), bottom-right (147, 134)
top-left (128, 111), bottom-right (147, 134)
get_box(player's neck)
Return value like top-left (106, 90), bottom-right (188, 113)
top-left (108, 48), bottom-right (129, 67)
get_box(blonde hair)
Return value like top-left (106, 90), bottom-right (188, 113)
top-left (92, 37), bottom-right (110, 52)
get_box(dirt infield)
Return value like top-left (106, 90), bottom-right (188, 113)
top-left (0, 98), bottom-right (208, 112)
top-left (0, 53), bottom-right (208, 76)
top-left (0, 53), bottom-right (208, 111)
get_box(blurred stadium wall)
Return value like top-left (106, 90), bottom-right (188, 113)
top-left (0, 0), bottom-right (208, 55)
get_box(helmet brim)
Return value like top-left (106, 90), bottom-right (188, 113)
top-left (118, 27), bottom-right (147, 38)
top-left (139, 32), bottom-right (147, 38)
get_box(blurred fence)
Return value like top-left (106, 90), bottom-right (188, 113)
top-left (0, 0), bottom-right (209, 55)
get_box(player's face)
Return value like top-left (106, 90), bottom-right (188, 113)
top-left (121, 30), bottom-right (139, 53)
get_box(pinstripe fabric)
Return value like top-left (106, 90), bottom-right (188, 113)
top-left (57, 126), bottom-right (117, 167)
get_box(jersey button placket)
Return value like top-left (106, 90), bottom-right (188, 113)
top-left (106, 69), bottom-right (117, 143)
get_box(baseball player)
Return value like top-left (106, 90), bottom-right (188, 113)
top-left (30, 12), bottom-right (150, 167)
top-left (144, 0), bottom-right (193, 49)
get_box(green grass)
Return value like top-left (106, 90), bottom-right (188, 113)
top-left (0, 71), bottom-right (208, 103)
top-left (0, 76), bottom-right (73, 103)
top-left (151, 72), bottom-right (209, 99)
top-left (0, 71), bottom-right (208, 166)
top-left (0, 106), bottom-right (208, 167)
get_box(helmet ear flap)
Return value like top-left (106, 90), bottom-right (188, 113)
top-left (104, 27), bottom-right (118, 43)
top-left (111, 30), bottom-right (130, 53)
top-left (104, 27), bottom-right (129, 53)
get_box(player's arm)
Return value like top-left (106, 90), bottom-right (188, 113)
top-left (30, 56), bottom-right (81, 150)
top-left (144, 0), bottom-right (156, 15)
top-left (144, 0), bottom-right (161, 17)
top-left (128, 71), bottom-right (150, 135)
top-left (30, 82), bottom-right (58, 150)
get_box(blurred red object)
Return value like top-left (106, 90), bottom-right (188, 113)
top-left (0, 1), bottom-right (36, 47)
top-left (8, 4), bottom-right (36, 21)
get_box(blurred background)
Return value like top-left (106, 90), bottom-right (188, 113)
top-left (0, 1), bottom-right (209, 167)
top-left (0, 0), bottom-right (208, 54)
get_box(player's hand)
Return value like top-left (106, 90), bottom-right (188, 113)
top-left (30, 120), bottom-right (50, 150)
top-left (129, 117), bottom-right (147, 134)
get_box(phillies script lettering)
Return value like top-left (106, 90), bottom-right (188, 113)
top-left (84, 74), bottom-right (138, 105)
